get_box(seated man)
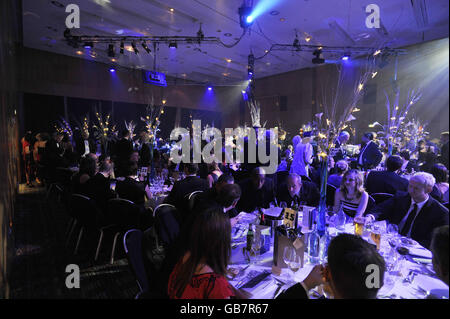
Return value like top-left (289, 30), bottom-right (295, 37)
top-left (85, 158), bottom-right (117, 213)
top-left (327, 160), bottom-right (348, 189)
top-left (367, 172), bottom-right (449, 249)
top-left (165, 163), bottom-right (209, 214)
top-left (430, 225), bottom-right (449, 287)
top-left (276, 173), bottom-right (319, 207)
top-left (115, 160), bottom-right (152, 211)
top-left (365, 155), bottom-right (409, 195)
top-left (356, 132), bottom-right (382, 170)
top-left (278, 233), bottom-right (385, 299)
top-left (195, 173), bottom-right (235, 205)
top-left (237, 167), bottom-right (275, 213)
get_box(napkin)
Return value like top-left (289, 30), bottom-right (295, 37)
top-left (262, 207), bottom-right (283, 218)
top-left (414, 274), bottom-right (449, 299)
top-left (408, 247), bottom-right (432, 259)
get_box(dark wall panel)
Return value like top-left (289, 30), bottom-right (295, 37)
top-left (180, 108), bottom-right (222, 130)
top-left (23, 93), bottom-right (64, 134)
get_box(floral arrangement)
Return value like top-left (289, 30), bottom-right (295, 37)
top-left (54, 116), bottom-right (73, 140)
top-left (141, 96), bottom-right (164, 141)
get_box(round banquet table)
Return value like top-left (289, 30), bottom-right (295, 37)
top-left (228, 212), bottom-right (449, 299)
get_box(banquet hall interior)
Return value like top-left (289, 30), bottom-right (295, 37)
top-left (0, 0), bottom-right (449, 300)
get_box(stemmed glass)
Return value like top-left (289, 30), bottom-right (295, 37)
top-left (251, 233), bottom-right (265, 264)
top-left (283, 246), bottom-right (300, 284)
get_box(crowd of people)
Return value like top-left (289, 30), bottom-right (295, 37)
top-left (20, 126), bottom-right (449, 299)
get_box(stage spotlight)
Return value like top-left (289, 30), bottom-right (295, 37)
top-left (131, 41), bottom-right (139, 54)
top-left (169, 42), bottom-right (177, 49)
top-left (108, 44), bottom-right (115, 57)
top-left (109, 67), bottom-right (116, 73)
top-left (84, 42), bottom-right (94, 49)
top-left (207, 86), bottom-right (213, 91)
top-left (342, 53), bottom-right (350, 61)
top-left (312, 50), bottom-right (325, 64)
top-left (141, 41), bottom-right (151, 53)
top-left (239, 5), bottom-right (254, 29)
top-left (120, 40), bottom-right (124, 54)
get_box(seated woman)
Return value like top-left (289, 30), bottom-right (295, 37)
top-left (431, 163), bottom-right (449, 203)
top-left (333, 169), bottom-right (369, 219)
top-left (206, 161), bottom-right (223, 188)
top-left (167, 206), bottom-right (236, 299)
top-left (71, 154), bottom-right (98, 195)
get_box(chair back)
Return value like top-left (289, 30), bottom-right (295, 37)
top-left (276, 171), bottom-right (290, 192)
top-left (364, 195), bottom-right (376, 215)
top-left (153, 204), bottom-right (180, 247)
top-left (186, 191), bottom-right (203, 212)
top-left (123, 229), bottom-right (149, 294)
top-left (443, 202), bottom-right (449, 210)
top-left (69, 194), bottom-right (102, 228)
top-left (371, 193), bottom-right (394, 205)
top-left (300, 175), bottom-right (312, 183)
top-left (326, 184), bottom-right (337, 207)
top-left (107, 198), bottom-right (141, 229)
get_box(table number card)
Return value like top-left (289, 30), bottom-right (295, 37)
top-left (283, 208), bottom-right (297, 229)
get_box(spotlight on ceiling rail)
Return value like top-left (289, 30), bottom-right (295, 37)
top-left (312, 50), bottom-right (325, 64)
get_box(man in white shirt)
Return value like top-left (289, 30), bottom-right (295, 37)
top-left (367, 172), bottom-right (449, 248)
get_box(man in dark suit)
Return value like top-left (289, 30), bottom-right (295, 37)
top-left (367, 172), bottom-right (449, 249)
top-left (75, 131), bottom-right (97, 159)
top-left (278, 234), bottom-right (385, 299)
top-left (276, 173), bottom-right (320, 207)
top-left (44, 132), bottom-right (66, 168)
top-left (237, 167), bottom-right (275, 213)
top-left (114, 130), bottom-right (134, 177)
top-left (85, 158), bottom-right (117, 213)
top-left (365, 155), bottom-right (409, 195)
top-left (164, 163), bottom-right (209, 214)
top-left (357, 132), bottom-right (382, 170)
top-left (399, 150), bottom-right (419, 174)
top-left (439, 132), bottom-right (449, 169)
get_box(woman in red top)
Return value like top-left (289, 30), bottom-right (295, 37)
top-left (168, 206), bottom-right (235, 299)
top-left (21, 131), bottom-right (34, 187)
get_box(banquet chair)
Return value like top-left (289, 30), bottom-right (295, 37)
top-left (443, 202), bottom-right (449, 210)
top-left (67, 194), bottom-right (106, 256)
top-left (187, 190), bottom-right (203, 212)
top-left (123, 229), bottom-right (149, 298)
top-left (364, 195), bottom-right (376, 215)
top-left (153, 204), bottom-right (180, 248)
top-left (326, 184), bottom-right (337, 207)
top-left (104, 198), bottom-right (142, 264)
top-left (371, 193), bottom-right (394, 205)
top-left (300, 175), bottom-right (312, 183)
top-left (275, 171), bottom-right (290, 193)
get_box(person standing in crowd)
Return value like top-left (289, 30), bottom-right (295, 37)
top-left (75, 130), bottom-right (96, 160)
top-left (290, 132), bottom-right (313, 178)
top-left (333, 169), bottom-right (369, 219)
top-left (114, 129), bottom-right (134, 177)
top-left (439, 132), bottom-right (449, 169)
top-left (430, 225), bottom-right (449, 287)
top-left (277, 233), bottom-right (385, 299)
top-left (44, 132), bottom-right (67, 168)
top-left (367, 172), bottom-right (449, 249)
top-left (333, 131), bottom-right (350, 162)
top-left (327, 160), bottom-right (348, 189)
top-left (356, 132), bottom-right (382, 170)
top-left (365, 155), bottom-right (409, 195)
top-left (21, 131), bottom-right (35, 187)
top-left (416, 139), bottom-right (438, 172)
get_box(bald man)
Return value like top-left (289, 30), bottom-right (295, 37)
top-left (237, 167), bottom-right (276, 213)
top-left (276, 173), bottom-right (320, 208)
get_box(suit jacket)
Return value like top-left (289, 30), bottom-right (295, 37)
top-left (237, 178), bottom-right (275, 213)
top-left (44, 139), bottom-right (66, 167)
top-left (357, 141), bottom-right (382, 170)
top-left (84, 173), bottom-right (117, 212)
top-left (276, 283), bottom-right (308, 299)
top-left (138, 143), bottom-right (152, 167)
top-left (114, 138), bottom-right (134, 162)
top-left (276, 180), bottom-right (320, 207)
top-left (365, 171), bottom-right (409, 195)
top-left (165, 176), bottom-right (209, 212)
top-left (75, 138), bottom-right (97, 158)
top-left (441, 141), bottom-right (449, 169)
top-left (369, 192), bottom-right (449, 248)
top-left (116, 177), bottom-right (146, 206)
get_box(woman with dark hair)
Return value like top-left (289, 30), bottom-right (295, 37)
top-left (431, 163), bottom-right (449, 202)
top-left (71, 154), bottom-right (98, 194)
top-left (168, 206), bottom-right (235, 299)
top-left (333, 169), bottom-right (369, 218)
top-left (206, 161), bottom-right (223, 188)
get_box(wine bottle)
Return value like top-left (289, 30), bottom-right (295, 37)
top-left (307, 222), bottom-right (320, 264)
top-left (319, 224), bottom-right (331, 263)
top-left (246, 223), bottom-right (254, 252)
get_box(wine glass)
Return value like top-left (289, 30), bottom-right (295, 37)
top-left (251, 233), bottom-right (265, 264)
top-left (280, 201), bottom-right (287, 209)
top-left (387, 223), bottom-right (399, 239)
top-left (283, 246), bottom-right (297, 283)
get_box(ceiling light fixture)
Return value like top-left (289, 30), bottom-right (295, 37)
top-left (120, 40), bottom-right (124, 54)
top-left (107, 44), bottom-right (115, 57)
top-left (239, 5), bottom-right (254, 29)
top-left (312, 50), bottom-right (325, 64)
top-left (141, 41), bottom-right (151, 53)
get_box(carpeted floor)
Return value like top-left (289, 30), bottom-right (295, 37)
top-left (9, 184), bottom-right (139, 299)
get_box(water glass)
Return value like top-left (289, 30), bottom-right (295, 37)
top-left (283, 246), bottom-right (297, 283)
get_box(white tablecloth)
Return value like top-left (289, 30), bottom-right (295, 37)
top-left (229, 214), bottom-right (449, 299)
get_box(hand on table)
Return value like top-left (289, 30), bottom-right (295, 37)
top-left (303, 264), bottom-right (326, 291)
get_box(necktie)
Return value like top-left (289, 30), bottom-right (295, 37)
top-left (400, 203), bottom-right (418, 236)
